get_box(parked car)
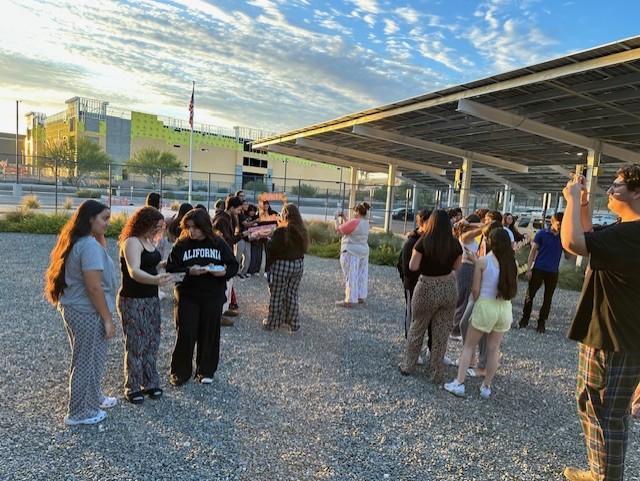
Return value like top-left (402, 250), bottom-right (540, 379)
top-left (391, 208), bottom-right (414, 220)
top-left (592, 214), bottom-right (619, 227)
top-left (514, 215), bottom-right (549, 238)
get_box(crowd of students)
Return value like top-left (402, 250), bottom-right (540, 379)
top-left (44, 189), bottom-right (313, 425)
top-left (43, 180), bottom-right (640, 481)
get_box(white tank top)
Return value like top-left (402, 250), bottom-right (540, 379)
top-left (479, 252), bottom-right (500, 299)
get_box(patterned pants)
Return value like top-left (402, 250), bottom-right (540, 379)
top-left (60, 307), bottom-right (108, 421)
top-left (117, 296), bottom-right (161, 395)
top-left (339, 252), bottom-right (368, 303)
top-left (401, 274), bottom-right (457, 384)
top-left (266, 259), bottom-right (304, 330)
top-left (576, 343), bottom-right (640, 481)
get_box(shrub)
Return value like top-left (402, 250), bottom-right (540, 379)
top-left (291, 183), bottom-right (318, 197)
top-left (0, 212), bottom-right (69, 234)
top-left (163, 191), bottom-right (176, 199)
top-left (306, 220), bottom-right (339, 245)
top-left (192, 194), bottom-right (206, 202)
top-left (106, 211), bottom-right (128, 237)
top-left (2, 207), bottom-right (31, 225)
top-left (369, 244), bottom-right (401, 265)
top-left (63, 198), bottom-right (74, 210)
top-left (244, 180), bottom-right (268, 194)
top-left (368, 231), bottom-right (403, 250)
top-left (76, 189), bottom-right (101, 198)
top-left (22, 195), bottom-right (40, 209)
top-left (308, 241), bottom-right (340, 258)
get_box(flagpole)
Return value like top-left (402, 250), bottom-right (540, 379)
top-left (188, 80), bottom-right (194, 203)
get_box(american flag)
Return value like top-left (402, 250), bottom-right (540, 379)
top-left (188, 84), bottom-right (194, 129)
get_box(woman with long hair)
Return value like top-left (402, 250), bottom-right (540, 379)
top-left (166, 202), bottom-right (193, 243)
top-left (44, 200), bottom-right (118, 425)
top-left (334, 202), bottom-right (371, 307)
top-left (117, 207), bottom-right (173, 404)
top-left (399, 209), bottom-right (463, 384)
top-left (445, 228), bottom-right (518, 399)
top-left (263, 203), bottom-right (309, 331)
top-left (502, 212), bottom-right (525, 244)
top-left (166, 208), bottom-right (238, 386)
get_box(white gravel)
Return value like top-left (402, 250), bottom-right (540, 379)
top-left (0, 232), bottom-right (638, 481)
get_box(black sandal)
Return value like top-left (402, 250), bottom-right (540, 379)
top-left (143, 387), bottom-right (163, 399)
top-left (125, 391), bottom-right (145, 404)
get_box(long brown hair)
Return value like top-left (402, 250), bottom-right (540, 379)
top-left (488, 228), bottom-right (517, 300)
top-left (119, 206), bottom-right (164, 244)
top-left (280, 203), bottom-right (309, 251)
top-left (44, 200), bottom-right (109, 305)
top-left (420, 209), bottom-right (459, 261)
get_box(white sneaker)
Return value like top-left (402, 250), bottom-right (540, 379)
top-left (200, 377), bottom-right (213, 385)
top-left (100, 396), bottom-right (118, 409)
top-left (417, 355), bottom-right (424, 366)
top-left (444, 379), bottom-right (465, 397)
top-left (479, 384), bottom-right (492, 399)
top-left (443, 355), bottom-right (455, 366)
top-left (64, 409), bottom-right (106, 426)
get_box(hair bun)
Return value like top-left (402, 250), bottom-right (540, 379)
top-left (362, 201), bottom-right (371, 211)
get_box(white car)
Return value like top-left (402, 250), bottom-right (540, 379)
top-left (592, 214), bottom-right (618, 227)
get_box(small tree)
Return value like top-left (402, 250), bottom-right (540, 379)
top-left (291, 183), bottom-right (318, 197)
top-left (126, 147), bottom-right (183, 188)
top-left (42, 137), bottom-right (111, 186)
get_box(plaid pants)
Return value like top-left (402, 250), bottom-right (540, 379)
top-left (576, 343), bottom-right (640, 481)
top-left (266, 259), bottom-right (304, 330)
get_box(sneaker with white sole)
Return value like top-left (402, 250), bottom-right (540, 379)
top-left (199, 377), bottom-right (213, 385)
top-left (100, 396), bottom-right (118, 409)
top-left (64, 409), bottom-right (106, 426)
top-left (444, 379), bottom-right (465, 397)
top-left (479, 384), bottom-right (492, 399)
top-left (443, 355), bottom-right (455, 366)
top-left (417, 355), bottom-right (425, 366)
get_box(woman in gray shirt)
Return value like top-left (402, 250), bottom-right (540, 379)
top-left (45, 200), bottom-right (118, 426)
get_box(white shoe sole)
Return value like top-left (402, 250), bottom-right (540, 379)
top-left (100, 396), bottom-right (118, 409)
top-left (64, 409), bottom-right (106, 426)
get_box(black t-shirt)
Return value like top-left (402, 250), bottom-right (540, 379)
top-left (567, 221), bottom-right (640, 353)
top-left (414, 235), bottom-right (462, 276)
top-left (166, 236), bottom-right (239, 300)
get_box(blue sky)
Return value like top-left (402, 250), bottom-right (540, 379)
top-left (1, 0), bottom-right (639, 137)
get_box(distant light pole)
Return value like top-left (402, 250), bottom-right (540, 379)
top-left (15, 100), bottom-right (21, 185)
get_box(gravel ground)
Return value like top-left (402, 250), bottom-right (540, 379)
top-left (0, 232), bottom-right (638, 481)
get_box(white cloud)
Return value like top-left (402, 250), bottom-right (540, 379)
top-left (395, 7), bottom-right (419, 24)
top-left (466, 0), bottom-right (559, 72)
top-left (362, 14), bottom-right (376, 28)
top-left (383, 19), bottom-right (399, 35)
top-left (350, 0), bottom-right (380, 14)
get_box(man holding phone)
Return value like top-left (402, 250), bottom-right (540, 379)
top-left (561, 164), bottom-right (640, 481)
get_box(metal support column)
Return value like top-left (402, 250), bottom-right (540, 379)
top-left (459, 158), bottom-right (473, 214)
top-left (384, 163), bottom-right (397, 232)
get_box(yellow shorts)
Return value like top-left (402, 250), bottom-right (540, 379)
top-left (470, 297), bottom-right (512, 333)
